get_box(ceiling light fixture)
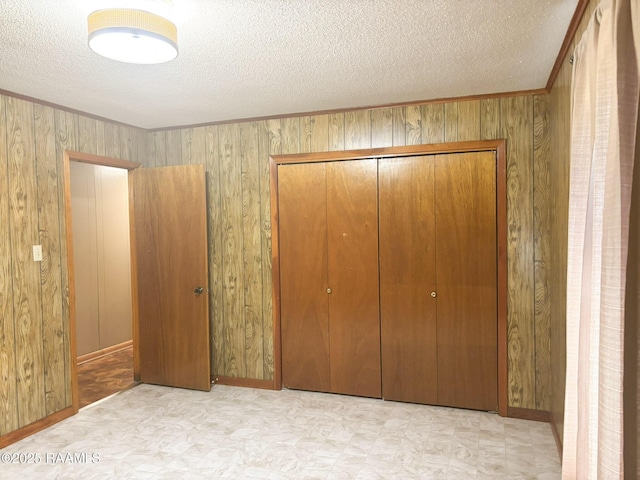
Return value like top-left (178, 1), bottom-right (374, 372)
top-left (88, 8), bottom-right (178, 64)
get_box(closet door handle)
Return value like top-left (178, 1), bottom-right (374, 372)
top-left (430, 291), bottom-right (437, 298)
top-left (327, 288), bottom-right (332, 294)
top-left (194, 287), bottom-right (204, 295)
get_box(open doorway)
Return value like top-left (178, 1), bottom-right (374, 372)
top-left (64, 151), bottom-right (141, 409)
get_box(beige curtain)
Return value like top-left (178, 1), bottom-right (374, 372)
top-left (563, 0), bottom-right (640, 478)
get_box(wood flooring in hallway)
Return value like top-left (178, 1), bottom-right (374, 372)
top-left (77, 346), bottom-right (135, 408)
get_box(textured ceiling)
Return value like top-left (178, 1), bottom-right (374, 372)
top-left (0, 0), bottom-right (578, 129)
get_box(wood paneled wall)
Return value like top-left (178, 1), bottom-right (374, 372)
top-left (0, 94), bottom-right (144, 437)
top-left (548, 0), bottom-right (598, 447)
top-left (147, 94), bottom-right (551, 410)
top-left (1, 88), bottom-right (557, 441)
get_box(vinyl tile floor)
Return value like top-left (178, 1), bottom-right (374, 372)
top-left (0, 384), bottom-right (561, 479)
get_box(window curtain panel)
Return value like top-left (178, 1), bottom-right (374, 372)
top-left (563, 0), bottom-right (640, 478)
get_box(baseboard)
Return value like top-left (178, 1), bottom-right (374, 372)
top-left (0, 406), bottom-right (75, 449)
top-left (549, 411), bottom-right (563, 459)
top-left (212, 375), bottom-right (276, 390)
top-left (77, 340), bottom-right (133, 365)
top-left (507, 406), bottom-right (551, 422)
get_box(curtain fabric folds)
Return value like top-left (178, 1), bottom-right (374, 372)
top-left (563, 0), bottom-right (640, 478)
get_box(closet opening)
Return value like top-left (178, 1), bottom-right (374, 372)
top-left (270, 140), bottom-right (508, 416)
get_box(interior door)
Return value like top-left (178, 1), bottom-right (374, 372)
top-left (379, 155), bottom-right (438, 404)
top-left (435, 151), bottom-right (497, 410)
top-left (130, 164), bottom-right (211, 392)
top-left (327, 159), bottom-right (380, 398)
top-left (278, 162), bottom-right (331, 392)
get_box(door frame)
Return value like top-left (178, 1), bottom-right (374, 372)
top-left (270, 139), bottom-right (508, 416)
top-left (62, 150), bottom-right (140, 413)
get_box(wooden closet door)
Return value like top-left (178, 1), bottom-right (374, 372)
top-left (278, 163), bottom-right (331, 392)
top-left (379, 156), bottom-right (438, 404)
top-left (327, 159), bottom-right (381, 398)
top-left (435, 152), bottom-right (497, 411)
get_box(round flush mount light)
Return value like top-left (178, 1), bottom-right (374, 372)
top-left (88, 8), bottom-right (178, 64)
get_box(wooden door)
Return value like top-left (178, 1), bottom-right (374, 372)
top-left (327, 159), bottom-right (380, 398)
top-left (435, 152), bottom-right (497, 410)
top-left (379, 156), bottom-right (438, 404)
top-left (130, 164), bottom-right (211, 392)
top-left (278, 163), bottom-right (331, 392)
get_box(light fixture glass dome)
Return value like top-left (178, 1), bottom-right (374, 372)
top-left (88, 9), bottom-right (178, 64)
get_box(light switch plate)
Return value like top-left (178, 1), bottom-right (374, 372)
top-left (33, 245), bottom-right (43, 262)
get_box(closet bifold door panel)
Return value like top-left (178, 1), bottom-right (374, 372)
top-left (279, 163), bottom-right (331, 392)
top-left (379, 156), bottom-right (438, 404)
top-left (435, 152), bottom-right (497, 411)
top-left (327, 160), bottom-right (381, 398)
top-left (278, 159), bottom-right (381, 397)
top-left (379, 151), bottom-right (498, 411)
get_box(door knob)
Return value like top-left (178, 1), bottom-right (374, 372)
top-left (430, 291), bottom-right (437, 298)
top-left (327, 288), bottom-right (332, 294)
top-left (194, 287), bottom-right (204, 295)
